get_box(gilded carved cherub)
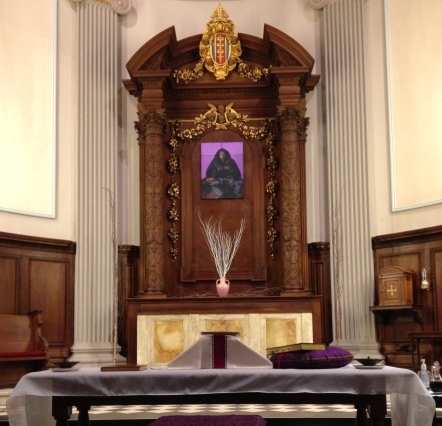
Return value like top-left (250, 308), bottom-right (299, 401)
top-left (201, 103), bottom-right (241, 129)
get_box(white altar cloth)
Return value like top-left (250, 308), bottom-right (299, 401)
top-left (6, 365), bottom-right (435, 426)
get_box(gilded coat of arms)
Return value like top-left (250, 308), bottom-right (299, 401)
top-left (172, 4), bottom-right (269, 83)
top-left (199, 4), bottom-right (242, 80)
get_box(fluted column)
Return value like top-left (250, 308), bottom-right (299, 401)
top-left (322, 0), bottom-right (379, 356)
top-left (135, 110), bottom-right (168, 296)
top-left (70, 0), bottom-right (128, 365)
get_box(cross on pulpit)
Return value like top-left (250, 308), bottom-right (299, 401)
top-left (387, 284), bottom-right (397, 296)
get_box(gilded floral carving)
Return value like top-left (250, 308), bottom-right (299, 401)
top-left (237, 58), bottom-right (270, 82)
top-left (173, 59), bottom-right (205, 84)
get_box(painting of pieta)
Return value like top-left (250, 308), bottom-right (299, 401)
top-left (201, 142), bottom-right (244, 199)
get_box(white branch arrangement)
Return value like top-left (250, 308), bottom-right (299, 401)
top-left (198, 212), bottom-right (246, 278)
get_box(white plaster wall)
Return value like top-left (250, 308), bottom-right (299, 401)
top-left (0, 0), bottom-right (77, 241)
top-left (365, 0), bottom-right (442, 237)
top-left (0, 1), bottom-right (56, 218)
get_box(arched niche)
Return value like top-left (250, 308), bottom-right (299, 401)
top-left (123, 16), bottom-right (320, 298)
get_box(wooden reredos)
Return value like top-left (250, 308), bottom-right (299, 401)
top-left (123, 8), bottom-right (320, 298)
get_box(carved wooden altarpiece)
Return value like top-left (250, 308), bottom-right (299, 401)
top-left (122, 6), bottom-right (328, 364)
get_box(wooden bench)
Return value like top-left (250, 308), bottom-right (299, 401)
top-left (0, 310), bottom-right (49, 388)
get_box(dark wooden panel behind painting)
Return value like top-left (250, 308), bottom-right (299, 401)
top-left (179, 129), bottom-right (267, 290)
top-left (0, 232), bottom-right (76, 363)
top-left (372, 225), bottom-right (442, 369)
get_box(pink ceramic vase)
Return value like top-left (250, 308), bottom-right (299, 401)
top-left (216, 276), bottom-right (230, 297)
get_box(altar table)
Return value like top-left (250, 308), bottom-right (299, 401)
top-left (6, 365), bottom-right (435, 426)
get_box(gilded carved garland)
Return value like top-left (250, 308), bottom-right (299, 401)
top-left (264, 134), bottom-right (279, 260)
top-left (166, 104), bottom-right (278, 260)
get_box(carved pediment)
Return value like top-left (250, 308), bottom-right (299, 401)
top-left (123, 6), bottom-right (318, 106)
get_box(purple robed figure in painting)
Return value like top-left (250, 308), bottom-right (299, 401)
top-left (201, 147), bottom-right (243, 199)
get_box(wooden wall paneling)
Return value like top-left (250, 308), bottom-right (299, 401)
top-left (308, 242), bottom-right (332, 344)
top-left (0, 232), bottom-right (76, 364)
top-left (118, 245), bottom-right (139, 357)
top-left (372, 225), bottom-right (442, 368)
top-left (29, 258), bottom-right (69, 358)
top-left (0, 255), bottom-right (21, 314)
top-left (431, 248), bottom-right (442, 331)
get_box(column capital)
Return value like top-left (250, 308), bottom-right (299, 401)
top-left (276, 105), bottom-right (310, 140)
top-left (308, 0), bottom-right (330, 10)
top-left (69, 0), bottom-right (132, 16)
top-left (135, 110), bottom-right (167, 138)
top-left (110, 0), bottom-right (132, 15)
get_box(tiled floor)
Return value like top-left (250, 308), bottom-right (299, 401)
top-left (2, 392), bottom-right (442, 424)
top-left (0, 400), bottom-right (388, 422)
top-left (0, 387), bottom-right (383, 421)
top-left (70, 403), bottom-right (367, 420)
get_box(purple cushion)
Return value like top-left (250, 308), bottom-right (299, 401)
top-left (150, 415), bottom-right (266, 426)
top-left (270, 346), bottom-right (353, 369)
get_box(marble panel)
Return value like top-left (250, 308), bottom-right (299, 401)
top-left (137, 312), bottom-right (313, 365)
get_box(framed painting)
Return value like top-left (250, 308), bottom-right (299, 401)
top-left (200, 142), bottom-right (244, 199)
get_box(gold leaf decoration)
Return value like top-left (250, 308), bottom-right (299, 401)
top-left (237, 59), bottom-right (270, 82)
